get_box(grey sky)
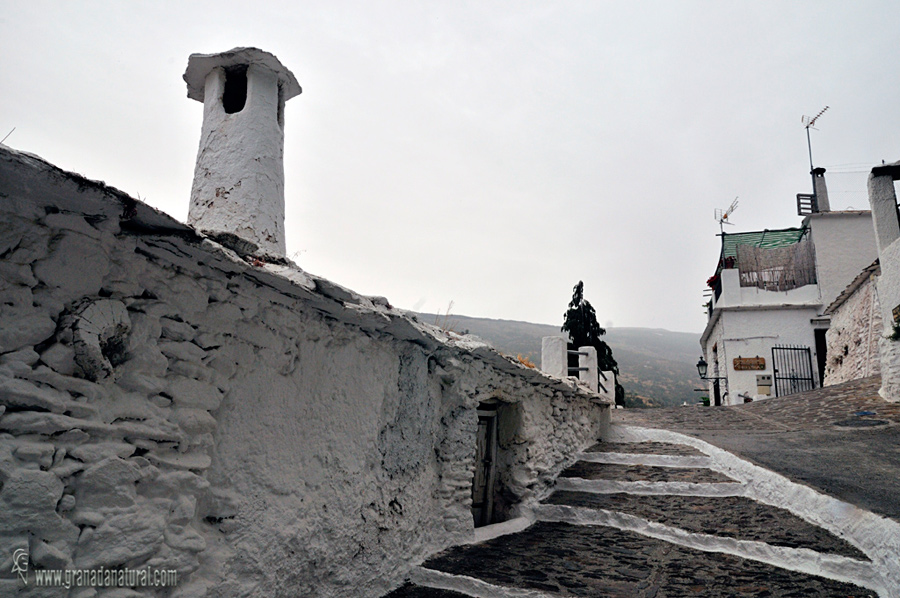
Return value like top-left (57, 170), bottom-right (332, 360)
top-left (3, 1), bottom-right (899, 334)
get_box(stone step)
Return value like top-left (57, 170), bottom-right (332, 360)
top-left (579, 451), bottom-right (712, 468)
top-left (415, 521), bottom-right (879, 598)
top-left (542, 491), bottom-right (868, 560)
top-left (586, 440), bottom-right (706, 456)
top-left (559, 461), bottom-right (737, 484)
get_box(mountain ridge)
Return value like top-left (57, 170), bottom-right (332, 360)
top-left (416, 312), bottom-right (702, 407)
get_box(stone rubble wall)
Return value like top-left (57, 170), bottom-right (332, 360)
top-left (824, 273), bottom-right (882, 386)
top-left (0, 147), bottom-right (608, 597)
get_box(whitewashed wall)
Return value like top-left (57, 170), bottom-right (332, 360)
top-left (0, 147), bottom-right (609, 597)
top-left (712, 268), bottom-right (821, 310)
top-left (867, 166), bottom-right (900, 402)
top-left (700, 313), bottom-right (726, 404)
top-left (805, 212), bottom-right (879, 311)
top-left (702, 307), bottom-right (820, 405)
top-left (876, 237), bottom-right (900, 402)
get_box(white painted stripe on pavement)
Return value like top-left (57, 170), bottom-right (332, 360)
top-left (533, 503), bottom-right (884, 596)
top-left (555, 476), bottom-right (745, 497)
top-left (471, 516), bottom-right (534, 545)
top-left (606, 424), bottom-right (900, 598)
top-left (409, 566), bottom-right (558, 598)
top-left (578, 452), bottom-right (712, 468)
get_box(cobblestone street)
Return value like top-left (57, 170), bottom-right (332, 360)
top-left (385, 377), bottom-right (900, 597)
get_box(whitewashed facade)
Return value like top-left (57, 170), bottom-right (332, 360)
top-left (700, 175), bottom-right (878, 405)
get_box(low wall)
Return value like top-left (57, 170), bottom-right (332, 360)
top-left (0, 147), bottom-right (609, 597)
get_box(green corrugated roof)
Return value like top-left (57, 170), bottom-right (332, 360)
top-left (721, 227), bottom-right (809, 260)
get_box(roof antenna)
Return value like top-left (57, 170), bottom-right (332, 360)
top-left (0, 127), bottom-right (15, 145)
top-left (802, 106), bottom-right (829, 202)
top-left (801, 106), bottom-right (828, 172)
top-left (715, 197), bottom-right (739, 234)
top-left (800, 106), bottom-right (829, 213)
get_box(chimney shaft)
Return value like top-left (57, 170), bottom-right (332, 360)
top-left (184, 48), bottom-right (301, 257)
top-left (812, 167), bottom-right (830, 212)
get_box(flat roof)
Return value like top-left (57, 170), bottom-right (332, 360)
top-left (720, 227), bottom-right (809, 260)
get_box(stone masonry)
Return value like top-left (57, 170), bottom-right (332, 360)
top-left (0, 145), bottom-right (610, 597)
top-left (824, 262), bottom-right (882, 385)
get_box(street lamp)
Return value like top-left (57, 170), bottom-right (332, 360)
top-left (697, 356), bottom-right (728, 407)
top-left (696, 356), bottom-right (727, 381)
top-left (696, 356), bottom-right (708, 379)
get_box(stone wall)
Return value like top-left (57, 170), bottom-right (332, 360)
top-left (0, 147), bottom-right (609, 597)
top-left (824, 269), bottom-right (882, 386)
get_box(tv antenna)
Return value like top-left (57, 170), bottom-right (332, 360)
top-left (715, 197), bottom-right (739, 234)
top-left (802, 106), bottom-right (829, 172)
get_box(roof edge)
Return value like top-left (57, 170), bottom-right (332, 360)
top-left (184, 47), bottom-right (302, 103)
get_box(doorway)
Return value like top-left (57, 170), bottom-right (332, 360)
top-left (711, 344), bottom-right (722, 406)
top-left (472, 402), bottom-right (499, 527)
top-left (814, 328), bottom-right (827, 387)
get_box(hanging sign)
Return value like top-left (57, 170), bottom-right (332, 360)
top-left (733, 356), bottom-right (765, 371)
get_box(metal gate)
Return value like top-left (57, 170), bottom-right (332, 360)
top-left (772, 345), bottom-right (816, 397)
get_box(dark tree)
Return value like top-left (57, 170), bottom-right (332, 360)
top-left (561, 281), bottom-right (625, 406)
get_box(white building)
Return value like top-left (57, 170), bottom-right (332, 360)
top-left (699, 172), bottom-right (878, 405)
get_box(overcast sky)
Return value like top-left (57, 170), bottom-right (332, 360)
top-left (3, 1), bottom-right (899, 334)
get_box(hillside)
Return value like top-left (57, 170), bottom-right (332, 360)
top-left (417, 312), bottom-right (702, 408)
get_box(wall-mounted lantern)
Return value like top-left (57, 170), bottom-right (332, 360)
top-left (696, 356), bottom-right (726, 381)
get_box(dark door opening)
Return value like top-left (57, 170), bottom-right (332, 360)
top-left (814, 329), bottom-right (827, 387)
top-left (711, 344), bottom-right (722, 406)
top-left (472, 403), bottom-right (499, 528)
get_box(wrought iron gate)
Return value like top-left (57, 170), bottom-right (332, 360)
top-left (772, 345), bottom-right (816, 397)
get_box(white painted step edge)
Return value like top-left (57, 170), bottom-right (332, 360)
top-left (534, 503), bottom-right (884, 596)
top-left (606, 424), bottom-right (900, 598)
top-left (555, 477), bottom-right (745, 496)
top-left (409, 566), bottom-right (558, 598)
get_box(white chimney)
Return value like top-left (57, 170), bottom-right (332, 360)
top-left (184, 48), bottom-right (301, 257)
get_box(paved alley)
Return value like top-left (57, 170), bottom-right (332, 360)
top-left (385, 376), bottom-right (900, 597)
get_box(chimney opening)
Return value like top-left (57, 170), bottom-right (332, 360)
top-left (222, 65), bottom-right (248, 114)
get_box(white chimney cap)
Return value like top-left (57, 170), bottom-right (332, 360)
top-left (183, 47), bottom-right (301, 103)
